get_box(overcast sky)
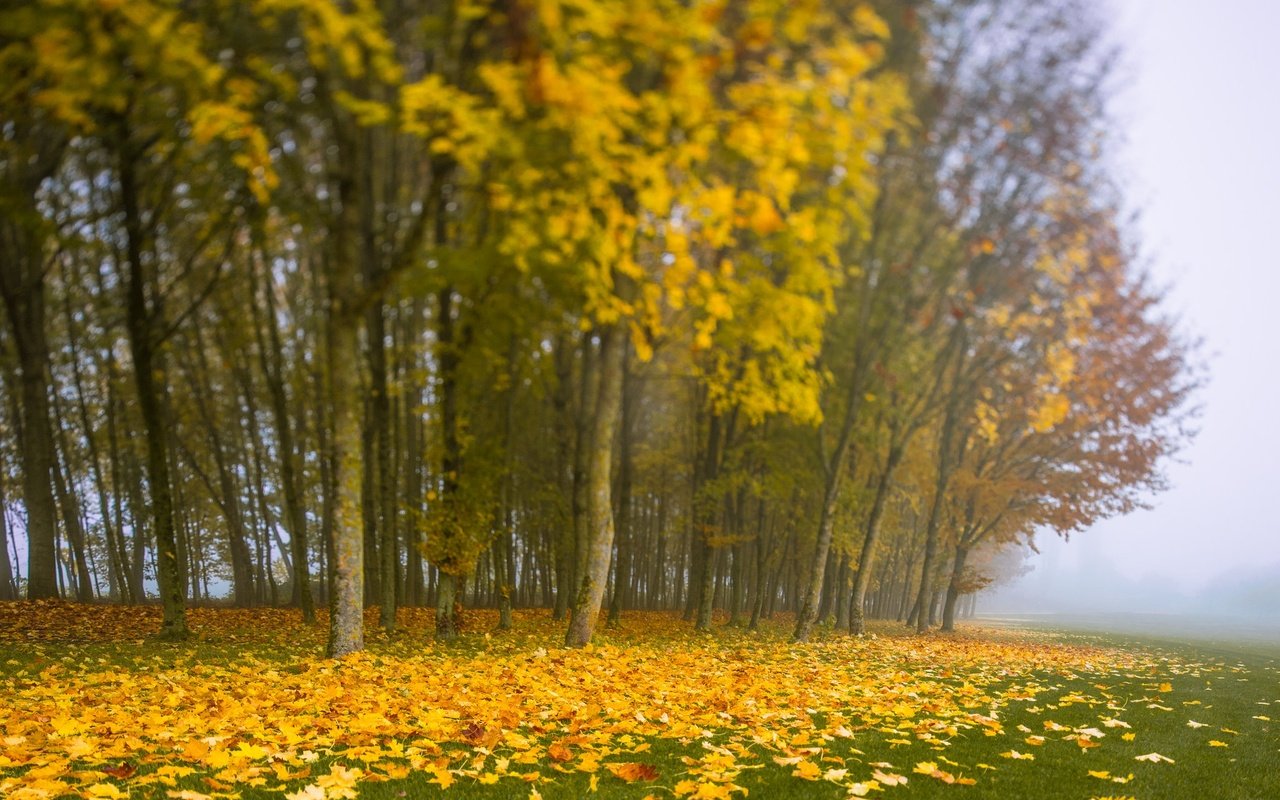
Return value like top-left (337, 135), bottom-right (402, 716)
top-left (991, 0), bottom-right (1280, 610)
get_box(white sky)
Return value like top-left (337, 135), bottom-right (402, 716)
top-left (1001, 0), bottom-right (1280, 602)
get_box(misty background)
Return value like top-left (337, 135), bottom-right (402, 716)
top-left (979, 0), bottom-right (1280, 631)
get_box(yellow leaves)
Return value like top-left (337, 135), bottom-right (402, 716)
top-left (605, 763), bottom-right (659, 782)
top-left (233, 742), bottom-right (269, 761)
top-left (181, 740), bottom-right (210, 761)
top-left (1208, 740), bottom-right (1229, 747)
top-left (790, 759), bottom-right (822, 781)
top-left (48, 716), bottom-right (85, 738)
top-left (425, 764), bottom-right (455, 789)
top-left (203, 748), bottom-right (230, 769)
top-left (870, 769), bottom-right (907, 786)
top-left (399, 75), bottom-right (498, 172)
top-left (84, 784), bottom-right (126, 799)
top-left (4, 606), bottom-right (1249, 800)
top-left (1045, 343), bottom-right (1077, 387)
top-left (852, 6), bottom-right (891, 40)
top-left (333, 90), bottom-right (392, 126)
top-left (1031, 392), bottom-right (1070, 433)
top-left (546, 743), bottom-right (574, 762)
top-left (477, 62), bottom-right (527, 117)
top-left (315, 765), bottom-right (365, 799)
top-left (999, 750), bottom-right (1035, 760)
top-left (1134, 752), bottom-right (1175, 764)
top-left (687, 782), bottom-right (739, 800)
top-left (744, 196), bottom-right (785, 237)
top-left (284, 785), bottom-right (324, 800)
top-left (911, 762), bottom-right (957, 784)
top-left (890, 702), bottom-right (917, 719)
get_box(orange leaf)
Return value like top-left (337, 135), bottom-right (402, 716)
top-left (605, 762), bottom-right (659, 782)
top-left (547, 743), bottom-right (574, 762)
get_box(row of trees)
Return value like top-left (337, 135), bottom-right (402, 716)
top-left (0, 0), bottom-right (1195, 654)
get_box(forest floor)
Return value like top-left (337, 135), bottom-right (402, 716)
top-left (0, 602), bottom-right (1276, 800)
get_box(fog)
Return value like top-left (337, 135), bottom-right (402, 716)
top-left (983, 534), bottom-right (1280, 625)
top-left (977, 0), bottom-right (1280, 636)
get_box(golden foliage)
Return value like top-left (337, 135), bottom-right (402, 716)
top-left (0, 603), bottom-right (1251, 799)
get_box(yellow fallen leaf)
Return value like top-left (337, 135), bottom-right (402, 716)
top-left (1000, 751), bottom-right (1034, 761)
top-left (870, 769), bottom-right (907, 786)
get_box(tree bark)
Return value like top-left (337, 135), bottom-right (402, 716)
top-left (251, 242), bottom-right (315, 622)
top-left (940, 543), bottom-right (969, 632)
top-left (565, 322), bottom-right (625, 647)
top-left (118, 130), bottom-right (187, 638)
top-left (848, 440), bottom-right (905, 635)
top-left (325, 149), bottom-right (366, 656)
top-left (0, 219), bottom-right (59, 600)
top-left (0, 468), bottom-right (17, 599)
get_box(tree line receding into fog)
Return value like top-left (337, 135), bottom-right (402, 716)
top-left (0, 0), bottom-right (1197, 655)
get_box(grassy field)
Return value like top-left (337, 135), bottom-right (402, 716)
top-left (1, 602), bottom-right (1276, 799)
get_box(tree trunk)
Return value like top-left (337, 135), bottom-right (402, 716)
top-left (250, 241), bottom-right (315, 622)
top-left (940, 543), bottom-right (969, 632)
top-left (793, 479), bottom-right (842, 641)
top-left (496, 337), bottom-right (520, 631)
top-left (694, 409), bottom-right (729, 631)
top-left (569, 335), bottom-right (596, 620)
top-left (325, 149), bottom-right (366, 656)
top-left (607, 352), bottom-right (634, 627)
top-left (433, 285), bottom-right (467, 641)
top-left (369, 301), bottom-right (397, 631)
top-left (0, 139), bottom-right (62, 601)
top-left (565, 322), bottom-right (625, 647)
top-left (50, 425), bottom-right (94, 601)
top-left (118, 133), bottom-right (186, 639)
top-left (0, 468), bottom-right (17, 599)
top-left (0, 254), bottom-right (59, 599)
top-left (848, 440), bottom-right (905, 635)
top-left (913, 412), bottom-right (961, 634)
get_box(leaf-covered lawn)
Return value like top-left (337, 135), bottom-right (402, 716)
top-left (1, 603), bottom-right (1276, 799)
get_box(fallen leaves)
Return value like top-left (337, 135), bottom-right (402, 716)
top-left (604, 762), bottom-right (659, 782)
top-left (0, 604), bottom-right (1260, 799)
